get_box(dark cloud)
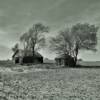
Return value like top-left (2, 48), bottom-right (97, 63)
top-left (0, 0), bottom-right (100, 60)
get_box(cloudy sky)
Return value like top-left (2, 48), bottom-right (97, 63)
top-left (0, 0), bottom-right (100, 61)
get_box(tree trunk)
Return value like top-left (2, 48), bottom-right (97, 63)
top-left (74, 56), bottom-right (77, 66)
top-left (74, 47), bottom-right (79, 67)
top-left (32, 46), bottom-right (35, 63)
top-left (74, 42), bottom-right (79, 66)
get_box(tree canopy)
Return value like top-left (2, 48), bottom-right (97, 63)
top-left (20, 23), bottom-right (49, 56)
top-left (12, 22), bottom-right (99, 66)
top-left (50, 23), bottom-right (99, 66)
top-left (71, 23), bottom-right (98, 51)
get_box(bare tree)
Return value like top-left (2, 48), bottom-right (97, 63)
top-left (71, 23), bottom-right (98, 63)
top-left (20, 32), bottom-right (30, 51)
top-left (20, 23), bottom-right (49, 56)
top-left (50, 28), bottom-right (73, 55)
top-left (50, 23), bottom-right (98, 66)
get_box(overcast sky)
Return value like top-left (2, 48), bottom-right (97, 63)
top-left (0, 0), bottom-right (100, 61)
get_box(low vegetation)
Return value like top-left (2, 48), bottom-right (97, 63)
top-left (0, 63), bottom-right (100, 100)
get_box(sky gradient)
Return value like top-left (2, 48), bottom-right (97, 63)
top-left (0, 0), bottom-right (100, 61)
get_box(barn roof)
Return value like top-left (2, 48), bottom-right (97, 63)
top-left (12, 49), bottom-right (43, 58)
top-left (55, 54), bottom-right (71, 59)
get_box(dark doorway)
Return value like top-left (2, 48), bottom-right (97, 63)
top-left (15, 58), bottom-right (19, 63)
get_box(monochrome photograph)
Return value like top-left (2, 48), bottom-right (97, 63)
top-left (0, 0), bottom-right (100, 99)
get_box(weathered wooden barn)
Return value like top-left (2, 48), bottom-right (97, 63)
top-left (12, 49), bottom-right (43, 64)
top-left (55, 54), bottom-right (76, 67)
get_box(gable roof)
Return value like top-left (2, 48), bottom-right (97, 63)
top-left (12, 49), bottom-right (43, 58)
top-left (55, 54), bottom-right (71, 59)
top-left (12, 50), bottom-right (19, 58)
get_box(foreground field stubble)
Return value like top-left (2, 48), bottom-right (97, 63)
top-left (0, 66), bottom-right (100, 100)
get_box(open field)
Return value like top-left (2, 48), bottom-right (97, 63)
top-left (77, 61), bottom-right (100, 68)
top-left (0, 63), bottom-right (100, 100)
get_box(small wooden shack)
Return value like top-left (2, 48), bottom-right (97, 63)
top-left (55, 54), bottom-right (76, 67)
top-left (12, 49), bottom-right (43, 64)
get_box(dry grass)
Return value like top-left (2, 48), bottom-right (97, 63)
top-left (0, 63), bottom-right (100, 99)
